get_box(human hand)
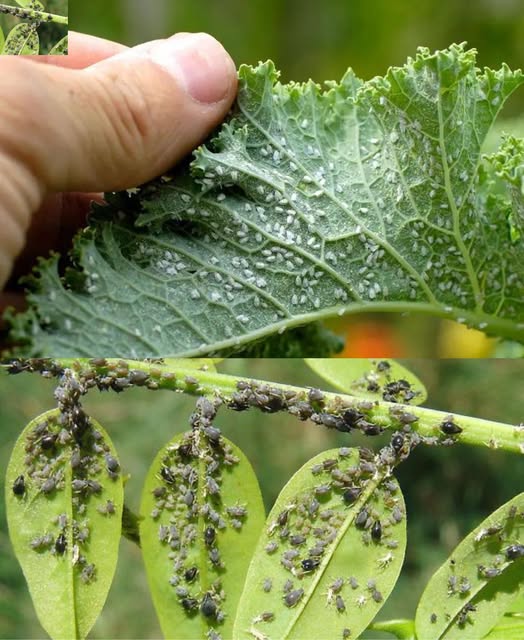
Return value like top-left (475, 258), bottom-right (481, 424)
top-left (0, 30), bottom-right (237, 306)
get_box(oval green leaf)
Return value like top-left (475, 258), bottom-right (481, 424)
top-left (5, 408), bottom-right (124, 640)
top-left (304, 359), bottom-right (427, 405)
top-left (3, 23), bottom-right (39, 55)
top-left (140, 417), bottom-right (265, 640)
top-left (48, 35), bottom-right (68, 55)
top-left (15, 0), bottom-right (45, 9)
top-left (233, 447), bottom-right (407, 640)
top-left (415, 493), bottom-right (524, 640)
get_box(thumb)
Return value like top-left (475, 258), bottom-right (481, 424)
top-left (1, 32), bottom-right (237, 194)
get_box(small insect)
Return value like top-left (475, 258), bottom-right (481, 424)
top-left (391, 434), bottom-right (404, 454)
top-left (184, 566), bottom-right (198, 582)
top-left (371, 521), bottom-right (382, 542)
top-left (348, 576), bottom-right (359, 589)
top-left (283, 588), bottom-right (304, 608)
top-left (227, 505), bottom-right (247, 518)
top-left (355, 508), bottom-right (368, 529)
top-left (440, 418), bottom-right (462, 435)
top-left (105, 454), bottom-right (120, 473)
top-left (314, 484), bottom-right (331, 496)
top-left (200, 592), bottom-right (218, 618)
top-left (12, 475), bottom-right (25, 496)
top-left (265, 541), bottom-right (278, 554)
top-left (342, 628), bottom-right (351, 638)
top-left (41, 477), bottom-right (56, 494)
top-left (262, 577), bottom-right (272, 592)
top-left (335, 595), bottom-right (346, 612)
top-left (253, 611), bottom-right (274, 623)
top-left (371, 589), bottom-right (383, 603)
top-left (457, 602), bottom-right (476, 627)
top-left (181, 597), bottom-right (199, 612)
top-left (283, 579), bottom-right (293, 593)
top-left (55, 534), bottom-right (67, 555)
top-left (377, 552), bottom-right (394, 569)
top-left (478, 564), bottom-right (501, 579)
top-left (301, 558), bottom-right (320, 572)
top-left (40, 434), bottom-right (57, 450)
top-left (290, 535), bottom-right (306, 546)
top-left (161, 466), bottom-right (176, 484)
top-left (342, 488), bottom-right (360, 505)
top-left (505, 544), bottom-right (524, 560)
top-left (430, 613), bottom-right (437, 624)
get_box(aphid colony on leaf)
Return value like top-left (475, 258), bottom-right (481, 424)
top-left (150, 396), bottom-right (248, 627)
top-left (12, 371), bottom-right (121, 589)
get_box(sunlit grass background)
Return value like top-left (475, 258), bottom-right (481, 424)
top-left (0, 359), bottom-right (522, 638)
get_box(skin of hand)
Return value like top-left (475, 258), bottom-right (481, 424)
top-left (0, 30), bottom-right (237, 312)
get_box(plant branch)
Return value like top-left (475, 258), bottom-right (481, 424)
top-left (8, 359), bottom-right (522, 456)
top-left (0, 3), bottom-right (68, 25)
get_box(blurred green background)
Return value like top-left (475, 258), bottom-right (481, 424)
top-left (0, 0), bottom-right (67, 54)
top-left (68, 0), bottom-right (523, 358)
top-left (0, 359), bottom-right (522, 639)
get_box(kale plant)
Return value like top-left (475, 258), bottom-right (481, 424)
top-left (3, 358), bottom-right (524, 639)
top-left (0, 0), bottom-right (67, 54)
top-left (5, 43), bottom-right (524, 355)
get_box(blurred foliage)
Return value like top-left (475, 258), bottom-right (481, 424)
top-left (71, 0), bottom-right (524, 112)
top-left (0, 359), bottom-right (522, 638)
top-left (0, 0), bottom-right (67, 54)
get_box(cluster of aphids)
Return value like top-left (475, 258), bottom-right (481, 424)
top-left (150, 397), bottom-right (246, 637)
top-left (250, 447), bottom-right (405, 638)
top-left (0, 3), bottom-right (54, 22)
top-left (439, 503), bottom-right (524, 629)
top-left (11, 371), bottom-right (120, 584)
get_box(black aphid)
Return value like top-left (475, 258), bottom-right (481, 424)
top-left (430, 613), bottom-right (437, 623)
top-left (506, 544), bottom-right (524, 560)
top-left (277, 509), bottom-right (289, 526)
top-left (371, 520), bottom-right (382, 542)
top-left (391, 434), bottom-right (404, 454)
top-left (40, 434), bottom-right (57, 450)
top-left (161, 466), bottom-right (176, 484)
top-left (181, 597), bottom-right (199, 612)
top-left (343, 488), bottom-right (360, 505)
top-left (301, 558), bottom-right (319, 571)
top-left (204, 526), bottom-right (216, 546)
top-left (185, 566), bottom-right (198, 582)
top-left (357, 420), bottom-right (383, 436)
top-left (200, 592), bottom-right (217, 618)
top-left (355, 508), bottom-right (368, 529)
top-left (55, 533), bottom-right (67, 555)
top-left (376, 361), bottom-right (391, 372)
top-left (284, 588), bottom-right (304, 608)
top-left (440, 419), bottom-right (463, 435)
top-left (13, 475), bottom-right (25, 496)
top-left (342, 408), bottom-right (364, 430)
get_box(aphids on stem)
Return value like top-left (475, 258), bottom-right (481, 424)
top-left (440, 417), bottom-right (462, 435)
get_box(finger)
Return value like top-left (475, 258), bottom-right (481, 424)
top-left (34, 31), bottom-right (128, 69)
top-left (5, 192), bottom-right (103, 290)
top-left (0, 31), bottom-right (237, 194)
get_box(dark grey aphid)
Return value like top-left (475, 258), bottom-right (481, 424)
top-left (12, 475), bottom-right (25, 496)
top-left (105, 454), bottom-right (120, 473)
top-left (355, 508), bottom-right (368, 529)
top-left (343, 488), bottom-right (360, 505)
top-left (290, 534), bottom-right (306, 546)
top-left (41, 477), bottom-right (56, 494)
top-left (200, 592), bottom-right (218, 618)
top-left (283, 549), bottom-right (299, 560)
top-left (336, 595), bottom-right (346, 612)
top-left (284, 588), bottom-right (304, 608)
top-left (371, 589), bottom-right (383, 603)
top-left (203, 426), bottom-right (222, 443)
top-left (181, 597), bottom-right (199, 612)
top-left (314, 484), bottom-right (331, 496)
top-left (265, 541), bottom-right (278, 554)
top-left (478, 564), bottom-right (502, 579)
top-left (348, 576), bottom-right (359, 589)
top-left (283, 579), bottom-right (294, 593)
top-left (184, 566), bottom-right (198, 582)
top-left (80, 563), bottom-right (96, 584)
top-left (262, 577), bottom-right (272, 592)
top-left (227, 505), bottom-right (247, 518)
top-left (55, 534), bottom-right (67, 555)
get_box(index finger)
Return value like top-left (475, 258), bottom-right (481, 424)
top-left (33, 31), bottom-right (128, 69)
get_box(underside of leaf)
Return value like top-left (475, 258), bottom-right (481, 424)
top-left (6, 43), bottom-right (524, 355)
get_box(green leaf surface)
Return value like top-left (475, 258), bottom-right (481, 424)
top-left (48, 34), bottom-right (68, 55)
top-left (5, 409), bottom-right (124, 640)
top-left (415, 493), bottom-right (524, 640)
top-left (0, 25), bottom-right (5, 52)
top-left (304, 358), bottom-right (427, 404)
top-left (140, 426), bottom-right (265, 640)
top-left (483, 619), bottom-right (524, 640)
top-left (370, 618), bottom-right (416, 639)
top-left (7, 44), bottom-right (524, 355)
top-left (233, 447), bottom-right (406, 640)
top-left (14, 0), bottom-right (45, 9)
top-left (3, 23), bottom-right (39, 54)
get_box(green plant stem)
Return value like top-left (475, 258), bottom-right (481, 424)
top-left (42, 359), bottom-right (524, 456)
top-left (0, 4), bottom-right (68, 25)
